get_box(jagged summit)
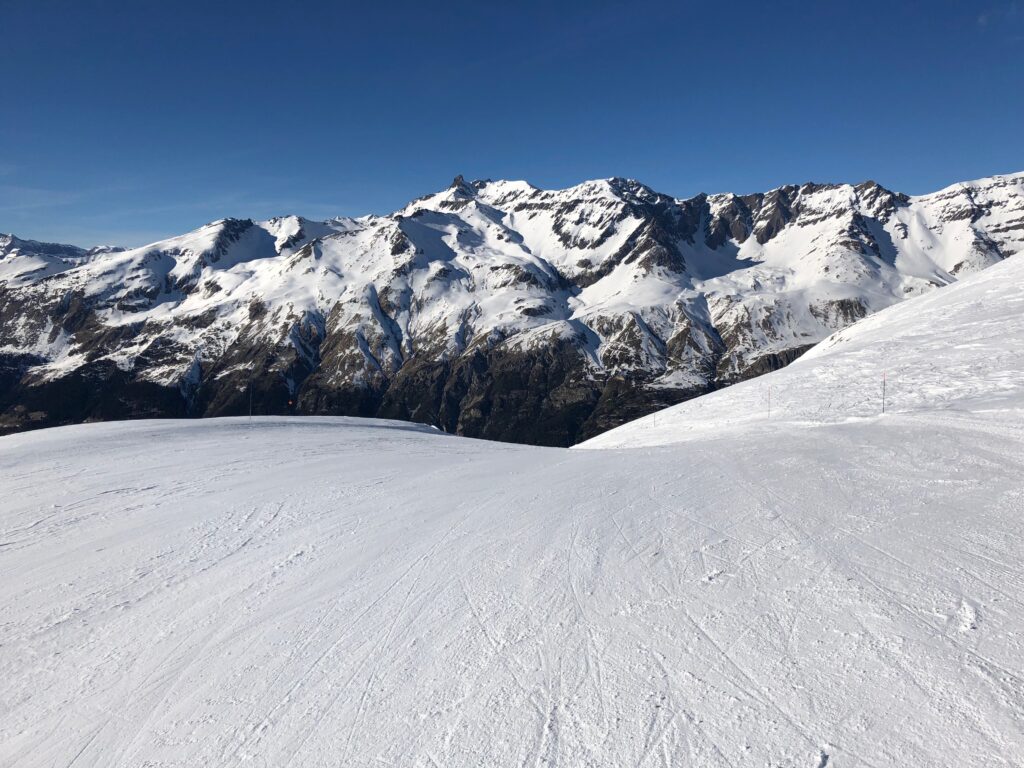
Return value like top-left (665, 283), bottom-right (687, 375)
top-left (447, 174), bottom-right (475, 196)
top-left (1, 171), bottom-right (1022, 443)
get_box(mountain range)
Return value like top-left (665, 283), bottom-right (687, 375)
top-left (1, 171), bottom-right (1022, 444)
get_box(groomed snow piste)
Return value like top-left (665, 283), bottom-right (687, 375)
top-left (1, 256), bottom-right (1022, 767)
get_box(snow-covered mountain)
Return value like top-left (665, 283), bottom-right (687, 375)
top-left (2, 249), bottom-right (1022, 766)
top-left (2, 171), bottom-right (1022, 443)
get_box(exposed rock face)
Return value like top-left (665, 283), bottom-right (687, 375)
top-left (1, 173), bottom-right (1022, 444)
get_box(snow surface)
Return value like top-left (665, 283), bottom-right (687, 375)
top-left (1, 256), bottom-right (1023, 766)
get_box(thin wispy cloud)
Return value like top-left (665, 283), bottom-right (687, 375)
top-left (978, 1), bottom-right (1021, 28)
top-left (0, 184), bottom-right (82, 213)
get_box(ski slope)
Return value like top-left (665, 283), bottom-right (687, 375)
top-left (1, 260), bottom-right (1023, 766)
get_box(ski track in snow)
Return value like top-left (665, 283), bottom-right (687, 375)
top-left (0, 410), bottom-right (1022, 767)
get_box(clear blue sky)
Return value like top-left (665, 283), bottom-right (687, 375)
top-left (2, 0), bottom-right (1022, 247)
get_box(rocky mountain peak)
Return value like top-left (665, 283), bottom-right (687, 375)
top-left (448, 174), bottom-right (474, 194)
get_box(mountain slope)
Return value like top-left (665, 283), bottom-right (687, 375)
top-left (2, 172), bottom-right (1022, 444)
top-left (581, 240), bottom-right (1024, 449)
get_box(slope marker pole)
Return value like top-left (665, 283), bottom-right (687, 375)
top-left (881, 370), bottom-right (886, 415)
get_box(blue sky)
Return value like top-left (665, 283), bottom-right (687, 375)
top-left (2, 0), bottom-right (1022, 247)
